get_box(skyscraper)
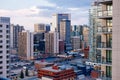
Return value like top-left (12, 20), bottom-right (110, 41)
top-left (45, 31), bottom-right (59, 54)
top-left (52, 14), bottom-right (70, 32)
top-left (0, 17), bottom-right (10, 77)
top-left (89, 0), bottom-right (112, 79)
top-left (18, 30), bottom-right (33, 60)
top-left (60, 19), bottom-right (72, 51)
top-left (10, 24), bottom-right (24, 52)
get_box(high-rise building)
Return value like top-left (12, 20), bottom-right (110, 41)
top-left (71, 36), bottom-right (81, 50)
top-left (89, 0), bottom-right (112, 79)
top-left (89, 1), bottom-right (98, 62)
top-left (34, 24), bottom-right (50, 33)
top-left (33, 32), bottom-right (45, 59)
top-left (52, 14), bottom-right (70, 32)
top-left (71, 25), bottom-right (83, 37)
top-left (0, 17), bottom-right (10, 77)
top-left (10, 24), bottom-right (24, 52)
top-left (18, 31), bottom-right (33, 60)
top-left (60, 19), bottom-right (72, 51)
top-left (113, 0), bottom-right (120, 80)
top-left (45, 32), bottom-right (59, 54)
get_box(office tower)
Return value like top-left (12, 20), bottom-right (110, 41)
top-left (52, 14), bottom-right (70, 32)
top-left (10, 24), bottom-right (24, 52)
top-left (71, 36), bottom-right (80, 50)
top-left (18, 31), bottom-right (33, 60)
top-left (33, 32), bottom-right (45, 59)
top-left (89, 0), bottom-right (112, 79)
top-left (0, 17), bottom-right (10, 77)
top-left (60, 19), bottom-right (72, 51)
top-left (45, 32), bottom-right (59, 54)
top-left (34, 24), bottom-right (50, 33)
top-left (113, 0), bottom-right (120, 80)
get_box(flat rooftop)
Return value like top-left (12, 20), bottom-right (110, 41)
top-left (40, 65), bottom-right (73, 72)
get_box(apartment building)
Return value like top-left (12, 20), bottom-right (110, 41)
top-left (45, 31), bottom-right (59, 54)
top-left (0, 17), bottom-right (10, 78)
top-left (89, 0), bottom-right (112, 79)
top-left (18, 30), bottom-right (33, 60)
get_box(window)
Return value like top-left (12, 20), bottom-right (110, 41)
top-left (0, 51), bottom-right (2, 53)
top-left (0, 56), bottom-right (2, 59)
top-left (6, 30), bottom-right (10, 33)
top-left (0, 61), bottom-right (2, 64)
top-left (0, 40), bottom-right (2, 43)
top-left (0, 66), bottom-right (2, 69)
top-left (6, 25), bottom-right (9, 28)
top-left (0, 72), bottom-right (2, 74)
top-left (6, 55), bottom-right (9, 58)
top-left (6, 40), bottom-right (9, 43)
top-left (6, 35), bottom-right (10, 38)
top-left (6, 60), bottom-right (9, 63)
top-left (0, 30), bottom-right (2, 33)
top-left (0, 25), bottom-right (2, 27)
top-left (0, 46), bottom-right (2, 48)
top-left (6, 50), bottom-right (9, 53)
top-left (0, 35), bottom-right (3, 38)
top-left (6, 45), bottom-right (9, 48)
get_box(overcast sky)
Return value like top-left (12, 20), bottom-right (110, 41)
top-left (0, 0), bottom-right (92, 31)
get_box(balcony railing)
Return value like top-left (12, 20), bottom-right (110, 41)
top-left (97, 42), bottom-right (112, 48)
top-left (98, 10), bottom-right (112, 18)
top-left (97, 26), bottom-right (112, 33)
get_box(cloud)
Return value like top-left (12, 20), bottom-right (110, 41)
top-left (0, 0), bottom-right (90, 31)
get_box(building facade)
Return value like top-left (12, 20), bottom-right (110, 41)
top-left (89, 0), bottom-right (112, 79)
top-left (0, 17), bottom-right (10, 77)
top-left (33, 32), bottom-right (45, 59)
top-left (71, 36), bottom-right (81, 50)
top-left (34, 23), bottom-right (50, 33)
top-left (18, 31), bottom-right (33, 60)
top-left (52, 14), bottom-right (70, 32)
top-left (10, 24), bottom-right (24, 52)
top-left (45, 32), bottom-right (59, 54)
top-left (112, 0), bottom-right (120, 80)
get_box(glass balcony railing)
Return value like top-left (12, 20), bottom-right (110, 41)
top-left (97, 26), bottom-right (112, 33)
top-left (98, 10), bottom-right (112, 18)
top-left (97, 42), bottom-right (112, 48)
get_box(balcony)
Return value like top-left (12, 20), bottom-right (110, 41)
top-left (97, 0), bottom-right (112, 4)
top-left (98, 10), bottom-right (112, 19)
top-left (97, 42), bottom-right (112, 50)
top-left (97, 26), bottom-right (112, 34)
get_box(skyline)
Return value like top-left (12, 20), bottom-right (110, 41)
top-left (0, 0), bottom-right (92, 31)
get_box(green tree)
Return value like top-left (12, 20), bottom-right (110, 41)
top-left (25, 68), bottom-right (29, 76)
top-left (20, 70), bottom-right (24, 79)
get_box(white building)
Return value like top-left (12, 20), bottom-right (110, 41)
top-left (0, 17), bottom-right (10, 77)
top-left (18, 30), bottom-right (33, 60)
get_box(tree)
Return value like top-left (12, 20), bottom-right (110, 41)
top-left (25, 68), bottom-right (29, 76)
top-left (20, 70), bottom-right (24, 79)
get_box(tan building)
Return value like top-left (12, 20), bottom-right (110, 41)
top-left (71, 36), bottom-right (80, 50)
top-left (112, 0), bottom-right (120, 80)
top-left (83, 27), bottom-right (89, 48)
top-left (18, 30), bottom-right (33, 60)
top-left (45, 32), bottom-right (59, 54)
top-left (34, 24), bottom-right (46, 33)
